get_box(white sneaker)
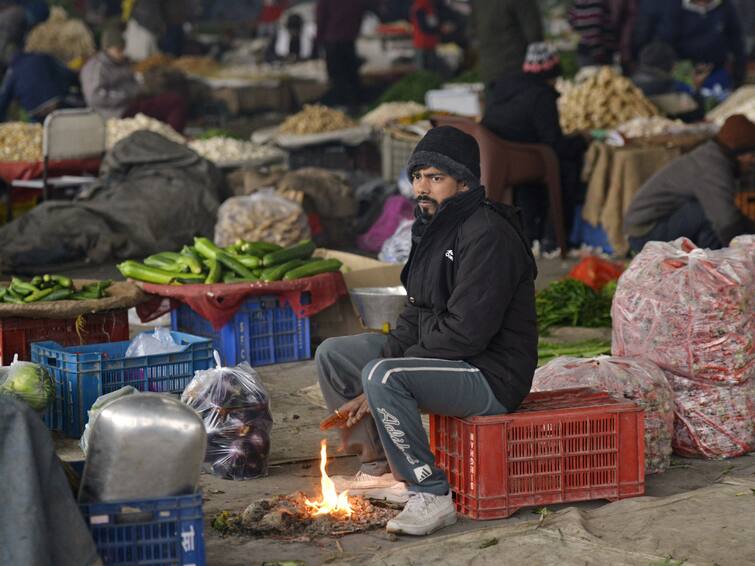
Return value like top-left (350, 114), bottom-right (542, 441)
top-left (331, 471), bottom-right (410, 504)
top-left (386, 492), bottom-right (457, 536)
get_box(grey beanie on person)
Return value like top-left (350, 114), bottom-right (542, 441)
top-left (406, 126), bottom-right (482, 187)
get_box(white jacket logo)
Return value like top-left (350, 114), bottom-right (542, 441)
top-left (444, 249), bottom-right (454, 261)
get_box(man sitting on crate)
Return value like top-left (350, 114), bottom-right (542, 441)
top-left (316, 126), bottom-right (538, 536)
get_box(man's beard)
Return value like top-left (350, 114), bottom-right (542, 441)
top-left (416, 195), bottom-right (438, 219)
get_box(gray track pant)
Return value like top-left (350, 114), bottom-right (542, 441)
top-left (316, 333), bottom-right (506, 495)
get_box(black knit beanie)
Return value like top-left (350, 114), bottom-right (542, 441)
top-left (406, 126), bottom-right (481, 186)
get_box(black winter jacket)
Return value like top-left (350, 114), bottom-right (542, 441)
top-left (482, 72), bottom-right (585, 161)
top-left (382, 187), bottom-right (538, 411)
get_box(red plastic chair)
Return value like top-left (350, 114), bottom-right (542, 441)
top-left (431, 115), bottom-right (567, 258)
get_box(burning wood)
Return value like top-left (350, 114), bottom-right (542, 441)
top-left (211, 440), bottom-right (399, 540)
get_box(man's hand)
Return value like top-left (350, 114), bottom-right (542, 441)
top-left (337, 394), bottom-right (371, 427)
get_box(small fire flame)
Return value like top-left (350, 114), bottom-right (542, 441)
top-left (304, 439), bottom-right (353, 518)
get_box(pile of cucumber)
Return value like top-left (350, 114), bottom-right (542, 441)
top-left (117, 238), bottom-right (342, 285)
top-left (0, 276), bottom-right (112, 303)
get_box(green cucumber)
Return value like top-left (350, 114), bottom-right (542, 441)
top-left (51, 275), bottom-right (73, 289)
top-left (249, 241), bottom-right (282, 253)
top-left (10, 277), bottom-right (38, 296)
top-left (193, 237), bottom-right (224, 260)
top-left (282, 259), bottom-right (343, 280)
top-left (41, 288), bottom-right (75, 301)
top-left (144, 254), bottom-right (188, 272)
top-left (262, 240), bottom-right (315, 267)
top-left (24, 288), bottom-right (55, 302)
top-left (234, 255), bottom-right (261, 269)
top-left (215, 251), bottom-right (257, 279)
top-left (261, 259), bottom-right (307, 282)
top-left (117, 261), bottom-right (178, 285)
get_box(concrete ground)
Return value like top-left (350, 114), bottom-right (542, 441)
top-left (55, 353), bottom-right (755, 566)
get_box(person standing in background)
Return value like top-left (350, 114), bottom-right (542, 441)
top-left (608, 0), bottom-right (639, 71)
top-left (316, 0), bottom-right (376, 108)
top-left (568, 0), bottom-right (613, 67)
top-left (655, 0), bottom-right (746, 89)
top-left (411, 0), bottom-right (441, 72)
top-left (470, 0), bottom-right (543, 89)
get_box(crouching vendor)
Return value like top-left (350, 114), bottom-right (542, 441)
top-left (316, 126), bottom-right (538, 536)
top-left (624, 114), bottom-right (755, 252)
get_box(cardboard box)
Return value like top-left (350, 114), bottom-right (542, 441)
top-left (310, 250), bottom-right (403, 343)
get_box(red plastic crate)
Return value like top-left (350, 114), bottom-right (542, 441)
top-left (430, 388), bottom-right (645, 520)
top-left (0, 309), bottom-right (129, 364)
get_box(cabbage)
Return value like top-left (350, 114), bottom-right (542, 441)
top-left (0, 358), bottom-right (54, 411)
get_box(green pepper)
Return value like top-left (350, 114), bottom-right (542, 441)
top-left (204, 258), bottom-right (221, 284)
top-left (144, 254), bottom-right (188, 272)
top-left (193, 237), bottom-right (224, 260)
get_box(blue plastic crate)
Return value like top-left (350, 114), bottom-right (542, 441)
top-left (170, 294), bottom-right (311, 367)
top-left (32, 331), bottom-right (213, 438)
top-left (80, 492), bottom-right (205, 566)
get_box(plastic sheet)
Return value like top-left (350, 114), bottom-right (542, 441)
top-left (379, 218), bottom-right (413, 264)
top-left (214, 189), bottom-right (310, 248)
top-left (357, 195), bottom-right (415, 253)
top-left (182, 357), bottom-right (272, 480)
top-left (533, 356), bottom-right (674, 473)
top-left (665, 372), bottom-right (754, 459)
top-left (125, 327), bottom-right (183, 357)
top-left (612, 236), bottom-right (754, 385)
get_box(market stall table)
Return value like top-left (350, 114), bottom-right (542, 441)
top-left (581, 135), bottom-right (710, 256)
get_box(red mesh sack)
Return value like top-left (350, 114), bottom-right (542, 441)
top-left (612, 236), bottom-right (754, 385)
top-left (533, 355), bottom-right (674, 473)
top-left (665, 371), bottom-right (754, 459)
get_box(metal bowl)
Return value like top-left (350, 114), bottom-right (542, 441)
top-left (349, 286), bottom-right (407, 331)
top-left (79, 393), bottom-right (206, 503)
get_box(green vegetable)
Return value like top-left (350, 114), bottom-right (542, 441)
top-left (537, 339), bottom-right (612, 367)
top-left (234, 255), bottom-right (261, 269)
top-left (223, 274), bottom-right (259, 284)
top-left (117, 261), bottom-right (177, 285)
top-left (204, 258), bottom-right (221, 284)
top-left (536, 279), bottom-right (613, 332)
top-left (0, 360), bottom-right (54, 411)
top-left (216, 251), bottom-right (257, 279)
top-left (50, 275), bottom-right (73, 289)
top-left (193, 237), bottom-right (224, 260)
top-left (144, 254), bottom-right (187, 272)
top-left (30, 276), bottom-right (43, 287)
top-left (262, 239), bottom-right (316, 267)
top-left (40, 288), bottom-right (74, 301)
top-left (3, 293), bottom-right (24, 304)
top-left (10, 277), bottom-right (38, 296)
top-left (70, 280), bottom-right (113, 300)
top-left (261, 259), bottom-right (307, 282)
top-left (24, 288), bottom-right (55, 302)
top-left (282, 258), bottom-right (342, 280)
top-left (377, 70), bottom-right (443, 104)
